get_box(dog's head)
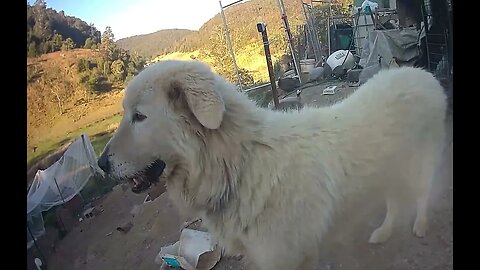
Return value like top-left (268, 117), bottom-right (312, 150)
top-left (97, 60), bottom-right (226, 192)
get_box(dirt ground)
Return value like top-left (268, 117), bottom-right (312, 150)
top-left (42, 82), bottom-right (453, 270)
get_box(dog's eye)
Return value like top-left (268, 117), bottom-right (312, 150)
top-left (132, 112), bottom-right (147, 123)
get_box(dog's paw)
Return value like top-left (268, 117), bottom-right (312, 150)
top-left (368, 227), bottom-right (392, 244)
top-left (413, 217), bottom-right (427, 238)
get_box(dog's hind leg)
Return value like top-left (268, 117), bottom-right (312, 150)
top-left (412, 143), bottom-right (441, 238)
top-left (295, 252), bottom-right (319, 270)
top-left (413, 191), bottom-right (430, 238)
top-left (369, 191), bottom-right (400, 244)
top-left (412, 122), bottom-right (446, 238)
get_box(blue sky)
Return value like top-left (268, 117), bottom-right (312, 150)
top-left (28, 0), bottom-right (244, 39)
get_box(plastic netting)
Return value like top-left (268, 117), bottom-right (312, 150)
top-left (27, 134), bottom-right (104, 249)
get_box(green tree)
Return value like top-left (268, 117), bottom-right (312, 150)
top-left (238, 68), bottom-right (255, 88)
top-left (125, 74), bottom-right (134, 84)
top-left (96, 58), bottom-right (105, 73)
top-left (34, 0), bottom-right (46, 8)
top-left (87, 74), bottom-right (100, 91)
top-left (312, 0), bottom-right (352, 53)
top-left (200, 26), bottom-right (236, 83)
top-left (76, 58), bottom-right (90, 73)
top-left (127, 62), bottom-right (137, 76)
top-left (110, 60), bottom-right (126, 82)
top-left (100, 26), bottom-right (116, 61)
top-left (102, 60), bottom-right (112, 76)
top-left (129, 52), bottom-right (145, 73)
top-left (40, 42), bottom-right (50, 54)
top-left (28, 42), bottom-right (37, 57)
top-left (84, 37), bottom-right (95, 49)
top-left (79, 68), bottom-right (108, 93)
top-left (200, 26), bottom-right (255, 88)
top-left (51, 33), bottom-right (63, 52)
top-left (61, 38), bottom-right (75, 51)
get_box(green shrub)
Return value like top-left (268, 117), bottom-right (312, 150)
top-left (76, 59), bottom-right (90, 73)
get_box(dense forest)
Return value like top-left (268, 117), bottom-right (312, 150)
top-left (27, 0), bottom-right (146, 91)
top-left (27, 0), bottom-right (102, 57)
top-left (116, 29), bottom-right (194, 58)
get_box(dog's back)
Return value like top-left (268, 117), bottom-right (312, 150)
top-left (232, 67), bottom-right (448, 270)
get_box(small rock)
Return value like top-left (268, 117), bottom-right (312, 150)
top-left (116, 221), bottom-right (133, 234)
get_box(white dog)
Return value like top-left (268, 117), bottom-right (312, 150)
top-left (98, 60), bottom-right (447, 270)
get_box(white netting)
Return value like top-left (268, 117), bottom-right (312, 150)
top-left (27, 134), bottom-right (104, 249)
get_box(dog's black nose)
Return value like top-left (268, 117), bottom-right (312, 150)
top-left (97, 152), bottom-right (111, 174)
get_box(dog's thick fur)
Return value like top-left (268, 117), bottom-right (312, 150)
top-left (100, 60), bottom-right (447, 270)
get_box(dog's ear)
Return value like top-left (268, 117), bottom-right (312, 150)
top-left (169, 64), bottom-right (225, 129)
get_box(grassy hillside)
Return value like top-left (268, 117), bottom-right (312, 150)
top-left (116, 29), bottom-right (195, 58)
top-left (170, 0), bottom-right (304, 51)
top-left (150, 0), bottom-right (351, 84)
top-left (146, 0), bottom-right (305, 84)
top-left (27, 49), bottom-right (125, 168)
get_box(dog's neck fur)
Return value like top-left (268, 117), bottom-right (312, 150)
top-left (167, 80), bottom-right (275, 226)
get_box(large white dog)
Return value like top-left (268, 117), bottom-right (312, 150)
top-left (98, 60), bottom-right (447, 270)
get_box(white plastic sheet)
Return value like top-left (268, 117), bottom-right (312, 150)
top-left (27, 134), bottom-right (104, 249)
top-left (358, 28), bottom-right (420, 84)
top-left (361, 0), bottom-right (378, 13)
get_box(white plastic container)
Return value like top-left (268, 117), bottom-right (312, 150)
top-left (326, 50), bottom-right (356, 76)
top-left (155, 229), bottom-right (221, 270)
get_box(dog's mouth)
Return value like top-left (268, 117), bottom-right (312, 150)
top-left (129, 159), bottom-right (166, 194)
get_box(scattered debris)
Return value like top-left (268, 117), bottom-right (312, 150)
top-left (283, 69), bottom-right (296, 78)
top-left (82, 207), bottom-right (96, 219)
top-left (308, 67), bottom-right (327, 82)
top-left (116, 221), bottom-right (133, 234)
top-left (349, 81), bottom-right (361, 87)
top-left (155, 229), bottom-right (221, 270)
top-left (182, 218), bottom-right (203, 231)
top-left (130, 205), bottom-right (142, 217)
top-left (323, 86), bottom-right (337, 95)
top-left (34, 258), bottom-right (43, 270)
top-left (278, 77), bottom-right (301, 93)
top-left (361, 0), bottom-right (378, 13)
top-left (120, 183), bottom-right (130, 192)
top-left (347, 68), bottom-right (362, 83)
